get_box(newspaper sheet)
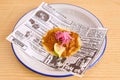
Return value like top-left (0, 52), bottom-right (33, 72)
top-left (6, 2), bottom-right (107, 76)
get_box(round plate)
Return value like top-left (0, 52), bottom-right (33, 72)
top-left (11, 3), bottom-right (107, 77)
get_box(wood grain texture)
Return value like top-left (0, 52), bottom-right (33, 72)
top-left (0, 0), bottom-right (120, 80)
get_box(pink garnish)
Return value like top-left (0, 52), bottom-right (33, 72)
top-left (55, 31), bottom-right (72, 45)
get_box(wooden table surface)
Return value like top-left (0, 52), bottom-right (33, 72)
top-left (0, 0), bottom-right (120, 80)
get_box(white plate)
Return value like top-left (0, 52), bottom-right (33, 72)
top-left (11, 3), bottom-right (107, 77)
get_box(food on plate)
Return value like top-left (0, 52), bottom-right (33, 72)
top-left (42, 28), bottom-right (81, 58)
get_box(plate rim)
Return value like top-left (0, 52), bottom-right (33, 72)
top-left (11, 3), bottom-right (107, 77)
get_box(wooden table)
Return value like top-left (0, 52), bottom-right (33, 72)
top-left (0, 0), bottom-right (120, 80)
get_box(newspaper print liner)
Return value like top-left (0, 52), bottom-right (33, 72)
top-left (6, 2), bottom-right (107, 77)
